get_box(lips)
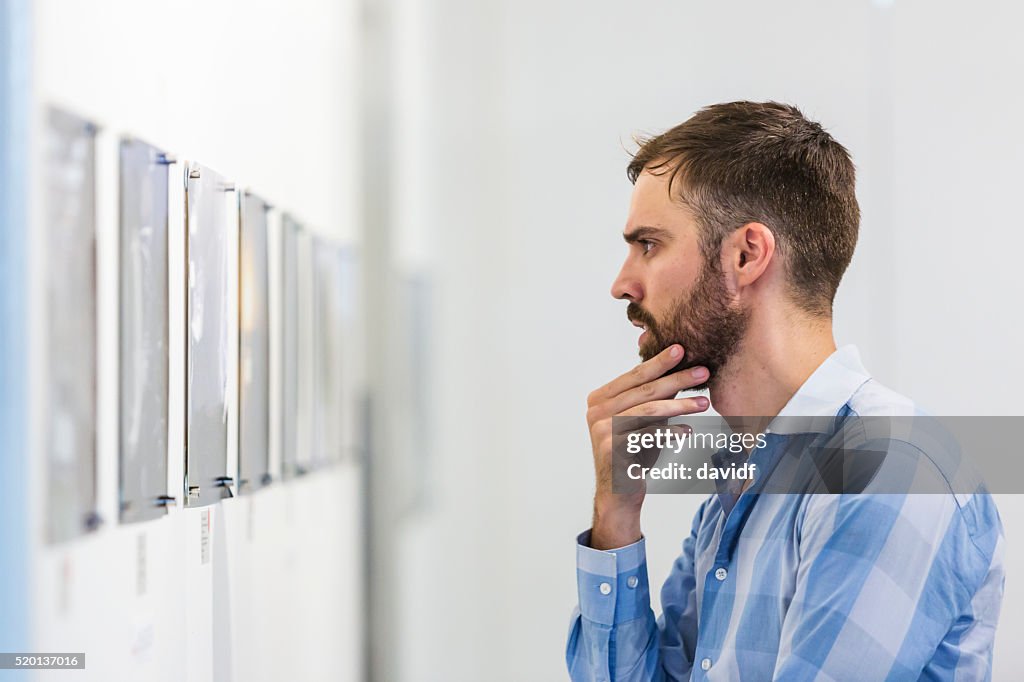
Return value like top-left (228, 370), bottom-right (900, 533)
top-left (630, 318), bottom-right (648, 347)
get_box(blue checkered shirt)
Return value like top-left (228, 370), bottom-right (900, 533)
top-left (566, 346), bottom-right (1005, 681)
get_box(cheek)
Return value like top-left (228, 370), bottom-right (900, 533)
top-left (646, 255), bottom-right (698, 314)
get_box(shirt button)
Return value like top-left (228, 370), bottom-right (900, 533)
top-left (599, 582), bottom-right (612, 595)
top-left (701, 657), bottom-right (712, 671)
top-left (715, 567), bottom-right (728, 581)
top-left (627, 575), bottom-right (639, 589)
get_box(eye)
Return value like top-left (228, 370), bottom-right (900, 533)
top-left (639, 239), bottom-right (656, 254)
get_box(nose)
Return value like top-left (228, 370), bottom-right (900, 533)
top-left (611, 261), bottom-right (643, 302)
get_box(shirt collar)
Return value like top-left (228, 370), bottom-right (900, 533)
top-left (766, 344), bottom-right (872, 435)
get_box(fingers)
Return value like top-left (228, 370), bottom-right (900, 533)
top-left (614, 396), bottom-right (710, 431)
top-left (589, 344), bottom-right (687, 406)
top-left (602, 365), bottom-right (710, 417)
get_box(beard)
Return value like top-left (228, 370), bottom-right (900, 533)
top-left (627, 257), bottom-right (749, 390)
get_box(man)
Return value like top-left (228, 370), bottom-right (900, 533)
top-left (566, 101), bottom-right (1004, 681)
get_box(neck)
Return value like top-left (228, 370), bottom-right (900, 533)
top-left (708, 307), bottom-right (836, 428)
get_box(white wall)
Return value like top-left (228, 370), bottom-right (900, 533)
top-left (22, 2), bottom-right (364, 681)
top-left (386, 1), bottom-right (1024, 680)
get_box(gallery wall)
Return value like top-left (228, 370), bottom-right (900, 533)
top-left (3, 1), bottom-right (365, 681)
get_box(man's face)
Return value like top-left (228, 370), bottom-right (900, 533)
top-left (611, 169), bottom-right (749, 386)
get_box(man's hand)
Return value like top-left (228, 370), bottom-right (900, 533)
top-left (586, 344), bottom-right (710, 550)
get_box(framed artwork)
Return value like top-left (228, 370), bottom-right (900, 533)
top-left (238, 190), bottom-right (271, 492)
top-left (44, 108), bottom-right (99, 542)
top-left (184, 162), bottom-right (235, 507)
top-left (279, 214), bottom-right (300, 478)
top-left (313, 240), bottom-right (344, 465)
top-left (118, 138), bottom-right (171, 522)
top-left (295, 228), bottom-right (316, 474)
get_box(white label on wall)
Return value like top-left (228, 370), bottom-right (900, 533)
top-left (58, 555), bottom-right (72, 615)
top-left (136, 533), bottom-right (147, 596)
top-left (247, 495), bottom-right (255, 542)
top-left (200, 509), bottom-right (210, 564)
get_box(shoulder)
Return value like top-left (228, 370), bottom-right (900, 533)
top-left (816, 376), bottom-right (1003, 567)
top-left (845, 376), bottom-right (917, 417)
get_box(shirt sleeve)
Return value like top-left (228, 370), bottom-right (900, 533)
top-left (567, 501), bottom-right (708, 682)
top-left (773, 489), bottom-right (1004, 681)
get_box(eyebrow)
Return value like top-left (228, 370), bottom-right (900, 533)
top-left (623, 225), bottom-right (673, 244)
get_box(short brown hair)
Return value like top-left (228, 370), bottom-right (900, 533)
top-left (627, 101), bottom-right (860, 317)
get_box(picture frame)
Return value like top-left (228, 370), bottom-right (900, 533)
top-left (118, 138), bottom-right (172, 522)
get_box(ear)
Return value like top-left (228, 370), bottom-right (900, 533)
top-left (722, 222), bottom-right (775, 291)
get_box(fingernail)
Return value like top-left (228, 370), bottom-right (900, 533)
top-left (670, 345), bottom-right (682, 358)
top-left (692, 367), bottom-right (708, 380)
top-left (696, 397), bottom-right (709, 408)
